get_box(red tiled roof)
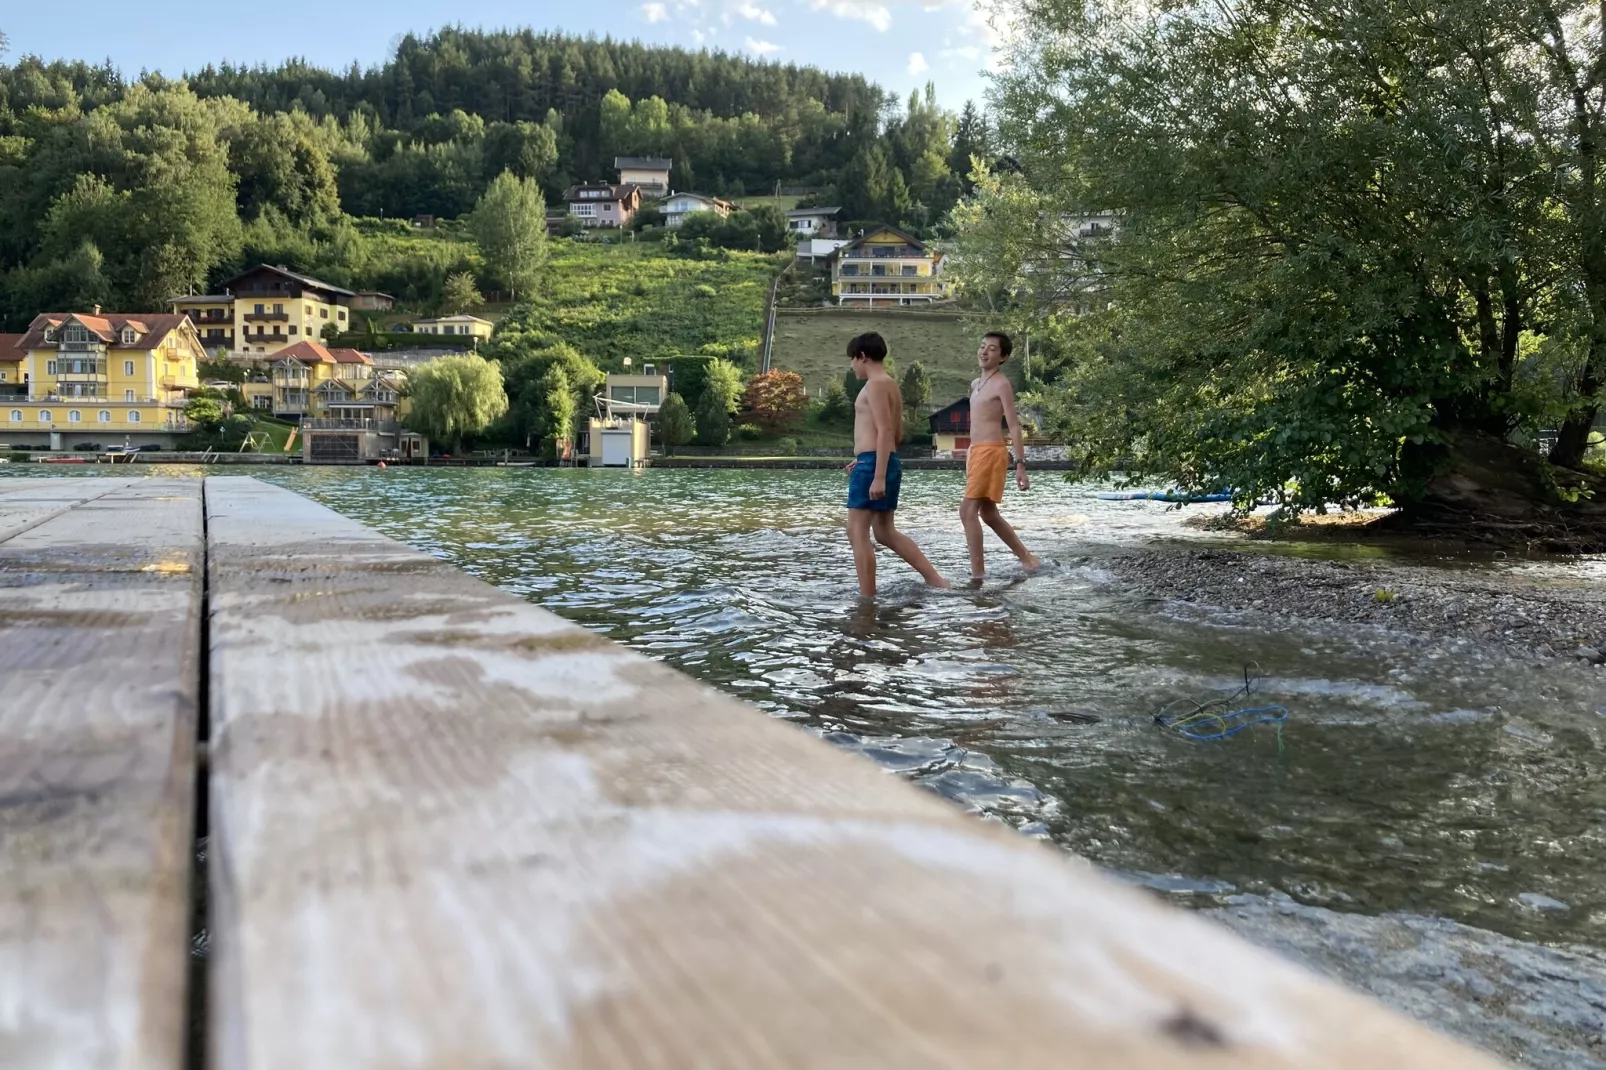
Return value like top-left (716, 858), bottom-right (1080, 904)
top-left (0, 333), bottom-right (24, 359)
top-left (18, 312), bottom-right (190, 351)
top-left (327, 348), bottom-right (374, 364)
top-left (274, 341), bottom-right (336, 364)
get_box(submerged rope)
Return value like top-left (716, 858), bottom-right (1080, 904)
top-left (1154, 662), bottom-right (1288, 746)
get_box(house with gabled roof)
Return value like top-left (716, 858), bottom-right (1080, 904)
top-left (614, 156), bottom-right (673, 195)
top-left (662, 192), bottom-right (736, 229)
top-left (563, 182), bottom-right (643, 228)
top-left (171, 263), bottom-right (356, 357)
top-left (827, 225), bottom-right (951, 307)
top-left (4, 309), bottom-right (204, 447)
top-left (786, 206), bottom-right (840, 238)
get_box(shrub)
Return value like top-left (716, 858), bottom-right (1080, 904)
top-left (737, 423), bottom-right (762, 440)
top-left (775, 436), bottom-right (799, 456)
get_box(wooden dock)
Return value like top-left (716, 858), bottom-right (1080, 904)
top-left (0, 475), bottom-right (1507, 1069)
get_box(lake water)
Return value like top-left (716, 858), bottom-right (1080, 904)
top-left (18, 466), bottom-right (1606, 955)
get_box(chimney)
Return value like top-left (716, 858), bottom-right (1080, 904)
top-left (92, 304), bottom-right (101, 315)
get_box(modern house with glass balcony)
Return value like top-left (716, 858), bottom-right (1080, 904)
top-left (0, 309), bottom-right (204, 448)
top-left (827, 226), bottom-right (951, 307)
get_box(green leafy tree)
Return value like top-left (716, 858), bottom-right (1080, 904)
top-left (442, 271), bottom-right (484, 313)
top-left (703, 358), bottom-right (745, 414)
top-left (404, 353), bottom-right (508, 453)
top-left (184, 396), bottom-right (226, 432)
top-left (469, 170), bottom-right (548, 300)
top-left (491, 337), bottom-right (605, 449)
top-left (541, 364), bottom-right (578, 452)
top-left (820, 378), bottom-right (852, 423)
top-left (963, 0), bottom-right (1606, 540)
top-left (657, 391), bottom-right (694, 455)
top-left (842, 366), bottom-right (865, 404)
top-left (694, 388), bottom-right (731, 447)
top-left (900, 360), bottom-right (931, 414)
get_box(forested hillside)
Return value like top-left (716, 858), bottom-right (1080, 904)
top-left (0, 29), bottom-right (989, 328)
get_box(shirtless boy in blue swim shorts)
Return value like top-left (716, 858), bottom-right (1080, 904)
top-left (844, 331), bottom-right (951, 598)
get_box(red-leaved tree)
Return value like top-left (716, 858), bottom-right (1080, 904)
top-left (743, 370), bottom-right (807, 433)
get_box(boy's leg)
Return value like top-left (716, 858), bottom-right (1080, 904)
top-left (979, 500), bottom-right (1042, 570)
top-left (870, 512), bottom-right (952, 589)
top-left (960, 497), bottom-right (986, 581)
top-left (847, 508), bottom-right (877, 598)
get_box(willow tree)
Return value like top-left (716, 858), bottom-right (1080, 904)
top-left (959, 0), bottom-right (1606, 546)
top-left (404, 354), bottom-right (508, 454)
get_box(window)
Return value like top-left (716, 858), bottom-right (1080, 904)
top-left (289, 326), bottom-right (298, 335)
top-left (46, 361), bottom-right (57, 375)
top-left (44, 328), bottom-right (56, 342)
top-left (337, 310), bottom-right (346, 321)
top-left (128, 410), bottom-right (141, 423)
top-left (8, 410), bottom-right (19, 422)
top-left (273, 303), bottom-right (283, 313)
top-left (253, 396), bottom-right (271, 410)
top-left (442, 325), bottom-right (454, 335)
top-left (68, 410), bottom-right (81, 423)
top-left (603, 203), bottom-right (614, 212)
top-left (38, 409), bottom-right (52, 423)
top-left (902, 266), bottom-right (917, 276)
top-left (254, 303), bottom-right (265, 314)
top-left (320, 309), bottom-right (328, 319)
top-left (636, 386), bottom-right (662, 406)
top-left (124, 360), bottom-right (135, 376)
top-left (572, 203), bottom-right (596, 217)
top-left (65, 324), bottom-right (87, 343)
top-left (125, 389), bottom-right (136, 401)
top-left (122, 327), bottom-right (137, 344)
top-left (98, 410), bottom-right (111, 423)
top-left (305, 305), bottom-right (312, 315)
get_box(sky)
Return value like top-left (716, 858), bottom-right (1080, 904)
top-left (4, 0), bottom-right (1001, 111)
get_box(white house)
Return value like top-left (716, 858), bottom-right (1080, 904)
top-left (662, 193), bottom-right (736, 229)
top-left (614, 156), bottom-right (674, 195)
top-left (786, 206), bottom-right (841, 238)
top-left (797, 238), bottom-right (850, 262)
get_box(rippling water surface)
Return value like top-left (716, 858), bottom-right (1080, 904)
top-left (21, 466), bottom-right (1606, 954)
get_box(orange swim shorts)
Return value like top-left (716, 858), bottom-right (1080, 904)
top-left (964, 441), bottom-right (1009, 502)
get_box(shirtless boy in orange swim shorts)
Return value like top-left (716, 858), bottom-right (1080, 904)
top-left (961, 331), bottom-right (1041, 584)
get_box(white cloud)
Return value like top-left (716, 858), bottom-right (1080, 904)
top-left (692, 28), bottom-right (707, 42)
top-left (734, 0), bottom-right (778, 23)
top-left (907, 51), bottom-right (929, 74)
top-left (808, 0), bottom-right (893, 31)
top-left (941, 44), bottom-right (982, 62)
top-left (642, 2), bottom-right (670, 21)
top-left (746, 36), bottom-right (782, 54)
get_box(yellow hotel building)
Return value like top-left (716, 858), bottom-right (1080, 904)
top-left (828, 225), bottom-right (951, 307)
top-left (0, 310), bottom-right (203, 447)
top-left (171, 263), bottom-right (354, 357)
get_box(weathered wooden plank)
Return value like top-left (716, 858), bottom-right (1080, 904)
top-left (0, 477), bottom-right (139, 543)
top-left (203, 475), bottom-right (1506, 1070)
top-left (0, 478), bottom-right (202, 1070)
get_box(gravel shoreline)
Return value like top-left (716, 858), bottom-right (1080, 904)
top-left (1103, 544), bottom-right (1606, 666)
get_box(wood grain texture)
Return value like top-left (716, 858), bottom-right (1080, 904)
top-left (203, 476), bottom-right (1508, 1070)
top-left (0, 477), bottom-right (139, 543)
top-left (0, 477), bottom-right (202, 1070)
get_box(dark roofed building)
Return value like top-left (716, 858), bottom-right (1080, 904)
top-left (614, 156), bottom-right (673, 194)
top-left (786, 206), bottom-right (841, 238)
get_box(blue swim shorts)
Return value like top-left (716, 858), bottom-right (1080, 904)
top-left (846, 451), bottom-right (902, 511)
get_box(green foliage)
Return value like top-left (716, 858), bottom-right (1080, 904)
top-left (820, 378), bottom-right (852, 423)
top-left (677, 207), bottom-right (789, 253)
top-left (737, 423), bottom-right (762, 440)
top-left (403, 353), bottom-right (508, 451)
top-left (497, 243), bottom-right (777, 368)
top-left (469, 171), bottom-right (548, 299)
top-left (198, 358), bottom-right (246, 384)
top-left (485, 335), bottom-right (605, 447)
top-left (442, 270), bottom-right (483, 313)
top-left (900, 360), bottom-right (932, 413)
top-left (657, 391), bottom-right (694, 455)
top-left (184, 396), bottom-right (226, 431)
top-left (694, 388), bottom-right (731, 447)
top-left (962, 0), bottom-right (1606, 510)
top-left (703, 358), bottom-right (744, 413)
top-left (842, 366), bottom-right (864, 405)
top-left (774, 436), bottom-right (799, 456)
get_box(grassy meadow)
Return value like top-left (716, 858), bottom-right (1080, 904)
top-left (770, 309), bottom-right (982, 404)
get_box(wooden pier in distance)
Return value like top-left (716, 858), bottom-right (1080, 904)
top-left (0, 475), bottom-right (1507, 1069)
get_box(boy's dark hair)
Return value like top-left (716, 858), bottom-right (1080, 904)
top-left (985, 331), bottom-right (1014, 358)
top-left (847, 332), bottom-right (888, 361)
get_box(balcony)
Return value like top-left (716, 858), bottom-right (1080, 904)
top-left (0, 384), bottom-right (27, 399)
top-left (187, 312), bottom-right (233, 324)
top-left (243, 311), bottom-right (290, 322)
top-left (57, 339), bottom-right (108, 352)
top-left (247, 332), bottom-right (290, 344)
top-left (303, 418), bottom-right (401, 432)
